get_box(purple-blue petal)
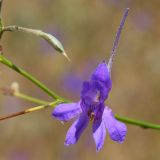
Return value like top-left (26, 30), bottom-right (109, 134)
top-left (52, 102), bottom-right (82, 121)
top-left (92, 119), bottom-right (106, 152)
top-left (91, 61), bottom-right (112, 90)
top-left (103, 107), bottom-right (127, 143)
top-left (65, 114), bottom-right (89, 145)
top-left (80, 80), bottom-right (110, 116)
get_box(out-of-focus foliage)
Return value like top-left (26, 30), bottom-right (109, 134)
top-left (0, 0), bottom-right (160, 159)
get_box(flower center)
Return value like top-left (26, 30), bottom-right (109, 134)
top-left (87, 109), bottom-right (95, 121)
top-left (81, 80), bottom-right (107, 121)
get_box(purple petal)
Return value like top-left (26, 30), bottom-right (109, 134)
top-left (52, 102), bottom-right (82, 121)
top-left (91, 61), bottom-right (112, 90)
top-left (92, 119), bottom-right (106, 152)
top-left (65, 114), bottom-right (89, 145)
top-left (103, 107), bottom-right (127, 143)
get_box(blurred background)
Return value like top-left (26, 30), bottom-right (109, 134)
top-left (0, 0), bottom-right (160, 159)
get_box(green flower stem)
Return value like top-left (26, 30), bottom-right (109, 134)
top-left (0, 55), bottom-right (68, 101)
top-left (0, 56), bottom-right (159, 130)
top-left (0, 86), bottom-right (49, 105)
top-left (1, 88), bottom-right (160, 130)
top-left (14, 92), bottom-right (49, 105)
top-left (115, 115), bottom-right (160, 130)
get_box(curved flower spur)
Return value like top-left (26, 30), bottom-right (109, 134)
top-left (52, 8), bottom-right (129, 151)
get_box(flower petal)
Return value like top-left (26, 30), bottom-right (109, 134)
top-left (65, 114), bottom-right (89, 145)
top-left (52, 102), bottom-right (82, 121)
top-left (103, 107), bottom-right (127, 143)
top-left (91, 61), bottom-right (112, 90)
top-left (92, 119), bottom-right (106, 152)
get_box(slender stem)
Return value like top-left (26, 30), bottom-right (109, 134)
top-left (0, 87), bottom-right (160, 130)
top-left (0, 86), bottom-right (49, 105)
top-left (0, 100), bottom-right (61, 121)
top-left (0, 55), bottom-right (68, 101)
top-left (0, 0), bottom-right (3, 38)
top-left (14, 92), bottom-right (49, 105)
top-left (0, 50), bottom-right (159, 130)
top-left (115, 115), bottom-right (160, 130)
top-left (2, 26), bottom-right (44, 35)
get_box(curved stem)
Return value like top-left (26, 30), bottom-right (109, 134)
top-left (0, 55), bottom-right (68, 101)
top-left (2, 25), bottom-right (70, 61)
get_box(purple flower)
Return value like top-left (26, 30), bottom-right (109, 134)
top-left (52, 9), bottom-right (129, 151)
top-left (53, 62), bottom-right (127, 151)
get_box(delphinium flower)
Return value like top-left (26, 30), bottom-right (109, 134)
top-left (52, 8), bottom-right (129, 151)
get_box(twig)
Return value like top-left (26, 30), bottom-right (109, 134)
top-left (0, 100), bottom-right (61, 121)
